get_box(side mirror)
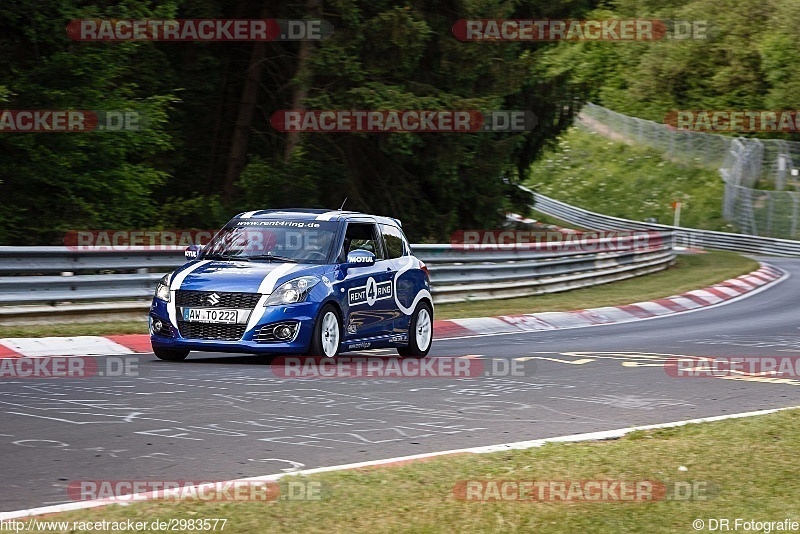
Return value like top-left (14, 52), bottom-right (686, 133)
top-left (185, 244), bottom-right (203, 260)
top-left (345, 249), bottom-right (375, 268)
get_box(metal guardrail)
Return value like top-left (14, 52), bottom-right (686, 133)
top-left (0, 247), bottom-right (181, 274)
top-left (0, 273), bottom-right (164, 304)
top-left (0, 234), bottom-right (676, 315)
top-left (530, 188), bottom-right (800, 256)
top-left (414, 238), bottom-right (674, 303)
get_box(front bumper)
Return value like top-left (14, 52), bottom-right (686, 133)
top-left (148, 297), bottom-right (321, 355)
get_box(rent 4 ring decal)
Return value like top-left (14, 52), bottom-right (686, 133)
top-left (348, 277), bottom-right (393, 306)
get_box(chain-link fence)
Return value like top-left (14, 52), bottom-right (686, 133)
top-left (577, 103), bottom-right (800, 240)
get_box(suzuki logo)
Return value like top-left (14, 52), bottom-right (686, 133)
top-left (206, 293), bottom-right (221, 306)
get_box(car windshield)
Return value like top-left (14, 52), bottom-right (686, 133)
top-left (202, 219), bottom-right (338, 264)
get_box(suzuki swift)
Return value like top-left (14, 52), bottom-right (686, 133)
top-left (149, 209), bottom-right (433, 361)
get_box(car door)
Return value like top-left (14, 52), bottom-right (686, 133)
top-left (339, 220), bottom-right (395, 342)
top-left (380, 222), bottom-right (416, 342)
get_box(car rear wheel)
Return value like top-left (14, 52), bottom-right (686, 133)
top-left (307, 304), bottom-right (341, 357)
top-left (397, 301), bottom-right (432, 358)
top-left (153, 347), bottom-right (190, 361)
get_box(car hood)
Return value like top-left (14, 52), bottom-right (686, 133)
top-left (170, 260), bottom-right (329, 294)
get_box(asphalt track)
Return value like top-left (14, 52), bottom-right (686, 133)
top-left (1, 257), bottom-right (799, 513)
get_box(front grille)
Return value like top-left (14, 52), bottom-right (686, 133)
top-left (176, 290), bottom-right (261, 309)
top-left (178, 322), bottom-right (247, 341)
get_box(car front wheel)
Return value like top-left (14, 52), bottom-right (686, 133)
top-left (397, 301), bottom-right (432, 358)
top-left (307, 304), bottom-right (341, 358)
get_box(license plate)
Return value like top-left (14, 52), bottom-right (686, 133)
top-left (181, 308), bottom-right (249, 324)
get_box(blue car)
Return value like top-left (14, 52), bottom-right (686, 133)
top-left (149, 209), bottom-right (433, 361)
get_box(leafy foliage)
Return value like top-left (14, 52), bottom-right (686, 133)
top-left (0, 0), bottom-right (592, 244)
top-left (543, 0), bottom-right (800, 129)
top-left (529, 127), bottom-right (732, 231)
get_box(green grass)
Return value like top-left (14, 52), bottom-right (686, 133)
top-left (529, 126), bottom-right (735, 232)
top-left (0, 321), bottom-right (148, 339)
top-left (0, 251), bottom-right (758, 337)
top-left (23, 408), bottom-right (800, 533)
top-left (435, 250), bottom-right (757, 319)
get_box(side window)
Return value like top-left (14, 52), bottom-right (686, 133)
top-left (380, 223), bottom-right (408, 259)
top-left (341, 222), bottom-right (385, 261)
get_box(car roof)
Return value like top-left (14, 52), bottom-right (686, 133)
top-left (232, 209), bottom-right (402, 227)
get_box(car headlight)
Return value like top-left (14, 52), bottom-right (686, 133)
top-left (265, 276), bottom-right (320, 306)
top-left (155, 274), bottom-right (171, 302)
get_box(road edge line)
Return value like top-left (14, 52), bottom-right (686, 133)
top-left (3, 404), bottom-right (799, 522)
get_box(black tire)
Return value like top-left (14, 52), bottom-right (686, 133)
top-left (306, 304), bottom-right (341, 357)
top-left (397, 301), bottom-right (433, 358)
top-left (153, 346), bottom-right (190, 361)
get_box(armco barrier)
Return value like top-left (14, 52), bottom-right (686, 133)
top-left (528, 188), bottom-right (800, 257)
top-left (0, 233), bottom-right (675, 318)
top-left (414, 238), bottom-right (674, 303)
top-left (0, 247), bottom-right (182, 274)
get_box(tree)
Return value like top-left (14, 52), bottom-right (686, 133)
top-left (0, 0), bottom-right (594, 244)
top-left (236, 0), bottom-right (592, 241)
top-left (0, 0), bottom-right (175, 244)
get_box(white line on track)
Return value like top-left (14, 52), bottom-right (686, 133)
top-left (2, 404), bottom-right (798, 521)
